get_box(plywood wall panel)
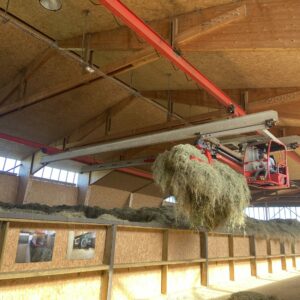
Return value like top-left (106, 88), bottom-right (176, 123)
top-left (234, 260), bottom-right (252, 281)
top-left (272, 258), bottom-right (282, 273)
top-left (168, 264), bottom-right (201, 292)
top-left (284, 241), bottom-right (292, 254)
top-left (255, 239), bottom-right (267, 256)
top-left (24, 178), bottom-right (78, 206)
top-left (131, 193), bottom-right (162, 209)
top-left (295, 257), bottom-right (300, 269)
top-left (86, 185), bottom-right (130, 208)
top-left (270, 240), bottom-right (281, 255)
top-left (1, 223), bottom-right (106, 272)
top-left (114, 229), bottom-right (163, 264)
top-left (168, 231), bottom-right (200, 261)
top-left (286, 258), bottom-right (294, 271)
top-left (112, 267), bottom-right (161, 300)
top-left (233, 237), bottom-right (250, 257)
top-left (208, 262), bottom-right (230, 284)
top-left (0, 173), bottom-right (18, 204)
top-left (256, 259), bottom-right (269, 276)
top-left (295, 241), bottom-right (300, 254)
top-left (0, 272), bottom-right (101, 300)
top-left (208, 235), bottom-right (229, 258)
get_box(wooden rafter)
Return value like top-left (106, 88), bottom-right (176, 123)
top-left (247, 90), bottom-right (300, 113)
top-left (0, 48), bottom-right (160, 117)
top-left (141, 90), bottom-right (222, 109)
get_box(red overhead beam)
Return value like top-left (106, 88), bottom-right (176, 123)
top-left (99, 0), bottom-right (246, 117)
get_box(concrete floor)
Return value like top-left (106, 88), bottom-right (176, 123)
top-left (151, 270), bottom-right (300, 300)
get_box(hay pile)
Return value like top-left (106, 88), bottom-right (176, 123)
top-left (2, 202), bottom-right (300, 242)
top-left (227, 217), bottom-right (300, 242)
top-left (152, 144), bottom-right (250, 230)
top-left (228, 291), bottom-right (279, 300)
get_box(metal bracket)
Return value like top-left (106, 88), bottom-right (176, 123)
top-left (289, 142), bottom-right (299, 150)
top-left (227, 104), bottom-right (235, 114)
top-left (172, 47), bottom-right (182, 56)
top-left (265, 119), bottom-right (275, 129)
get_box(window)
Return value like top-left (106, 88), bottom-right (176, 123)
top-left (34, 166), bottom-right (79, 185)
top-left (245, 206), bottom-right (300, 221)
top-left (164, 196), bottom-right (176, 203)
top-left (0, 156), bottom-right (21, 175)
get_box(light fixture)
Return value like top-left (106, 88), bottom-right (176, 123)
top-left (85, 65), bottom-right (95, 73)
top-left (39, 0), bottom-right (62, 11)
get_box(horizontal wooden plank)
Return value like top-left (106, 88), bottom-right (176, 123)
top-left (114, 258), bottom-right (206, 269)
top-left (0, 265), bottom-right (109, 281)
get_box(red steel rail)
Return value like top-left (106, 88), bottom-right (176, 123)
top-left (99, 0), bottom-right (246, 117)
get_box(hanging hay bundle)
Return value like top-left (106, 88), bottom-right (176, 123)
top-left (152, 144), bottom-right (250, 230)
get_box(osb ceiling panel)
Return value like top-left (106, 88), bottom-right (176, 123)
top-left (0, 0), bottom-right (234, 40)
top-left (26, 51), bottom-right (84, 96)
top-left (0, 78), bottom-right (131, 147)
top-left (0, 22), bottom-right (47, 88)
top-left (109, 98), bottom-right (167, 134)
top-left (117, 51), bottom-right (300, 90)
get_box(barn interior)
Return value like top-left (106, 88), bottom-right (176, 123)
top-left (1, 0), bottom-right (300, 299)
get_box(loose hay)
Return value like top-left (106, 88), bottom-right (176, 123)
top-left (228, 291), bottom-right (279, 300)
top-left (226, 217), bottom-right (300, 242)
top-left (152, 144), bottom-right (250, 230)
top-left (1, 203), bottom-right (300, 241)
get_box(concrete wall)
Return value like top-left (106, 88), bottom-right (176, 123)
top-left (23, 178), bottom-right (78, 206)
top-left (0, 173), bottom-right (19, 204)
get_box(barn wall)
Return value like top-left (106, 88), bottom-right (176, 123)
top-left (0, 220), bottom-right (298, 299)
top-left (0, 170), bottom-right (162, 209)
top-left (86, 185), bottom-right (130, 208)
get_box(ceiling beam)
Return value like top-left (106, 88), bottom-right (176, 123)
top-left (278, 112), bottom-right (300, 127)
top-left (141, 90), bottom-right (223, 108)
top-left (58, 2), bottom-right (245, 51)
top-left (174, 4), bottom-right (246, 47)
top-left (247, 90), bottom-right (300, 113)
top-left (0, 48), bottom-right (161, 117)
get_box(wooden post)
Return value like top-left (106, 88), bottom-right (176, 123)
top-left (249, 236), bottom-right (257, 277)
top-left (0, 222), bottom-right (9, 270)
top-left (228, 235), bottom-right (234, 281)
top-left (267, 239), bottom-right (273, 273)
top-left (292, 243), bottom-right (296, 269)
top-left (161, 229), bottom-right (169, 295)
top-left (200, 231), bottom-right (208, 286)
top-left (280, 242), bottom-right (287, 271)
top-left (101, 225), bottom-right (117, 300)
top-left (126, 193), bottom-right (133, 208)
top-left (241, 90), bottom-right (249, 112)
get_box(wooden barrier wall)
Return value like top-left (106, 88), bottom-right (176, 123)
top-left (0, 218), bottom-right (299, 300)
